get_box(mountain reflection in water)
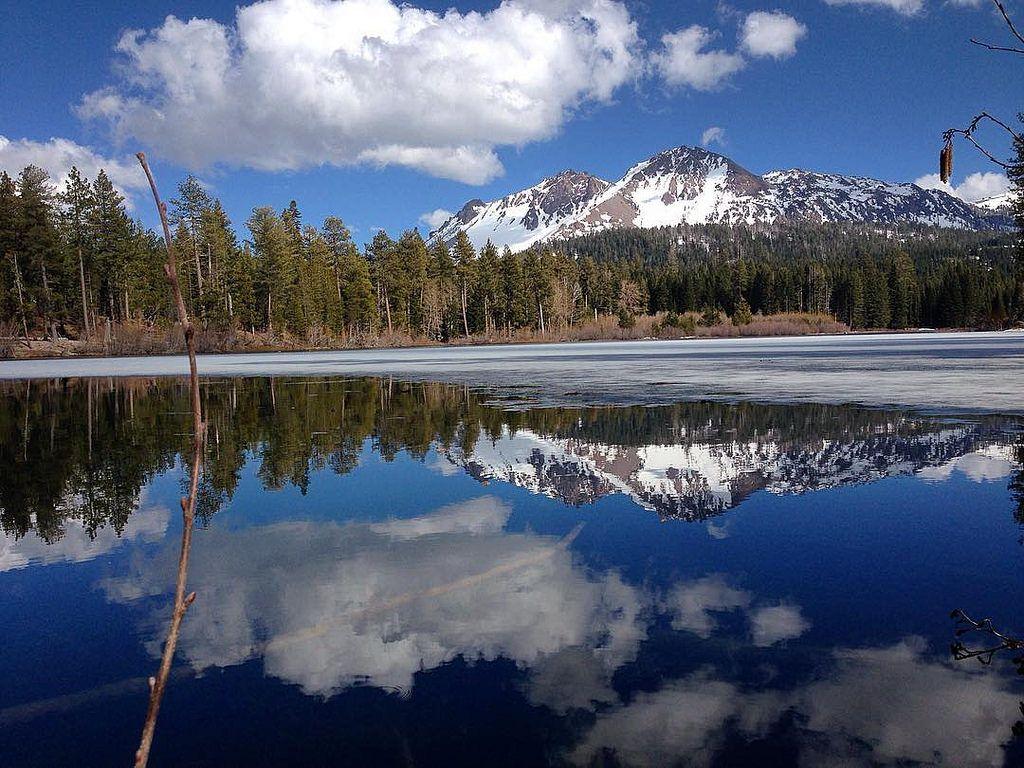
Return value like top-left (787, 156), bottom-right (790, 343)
top-left (0, 376), bottom-right (1022, 767)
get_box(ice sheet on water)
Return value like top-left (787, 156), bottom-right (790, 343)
top-left (2, 331), bottom-right (1023, 415)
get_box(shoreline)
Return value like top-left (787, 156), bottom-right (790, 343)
top-left (0, 323), bottom-right (1004, 365)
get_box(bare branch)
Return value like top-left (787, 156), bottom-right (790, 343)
top-left (132, 153), bottom-right (205, 768)
top-left (942, 112), bottom-right (1022, 175)
top-left (949, 608), bottom-right (1024, 669)
top-left (994, 0), bottom-right (1024, 48)
top-left (970, 2), bottom-right (1024, 54)
top-left (970, 37), bottom-right (1024, 54)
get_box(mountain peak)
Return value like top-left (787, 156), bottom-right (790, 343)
top-left (430, 168), bottom-right (610, 250)
top-left (432, 145), bottom-right (1000, 251)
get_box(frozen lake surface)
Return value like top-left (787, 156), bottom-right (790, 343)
top-left (2, 331), bottom-right (1023, 414)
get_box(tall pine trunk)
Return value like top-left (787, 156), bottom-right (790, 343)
top-left (461, 280), bottom-right (469, 338)
top-left (78, 246), bottom-right (90, 338)
top-left (11, 253), bottom-right (28, 341)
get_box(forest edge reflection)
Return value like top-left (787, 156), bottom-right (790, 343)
top-left (2, 375), bottom-right (1022, 545)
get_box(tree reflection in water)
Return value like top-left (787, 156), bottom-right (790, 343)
top-left (1, 376), bottom-right (1019, 544)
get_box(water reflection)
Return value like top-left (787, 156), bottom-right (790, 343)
top-left (573, 638), bottom-right (1021, 768)
top-left (2, 377), bottom-right (1020, 545)
top-left (1, 377), bottom-right (1023, 767)
top-left (100, 496), bottom-right (644, 697)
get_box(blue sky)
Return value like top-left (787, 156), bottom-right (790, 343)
top-left (0, 0), bottom-right (1019, 243)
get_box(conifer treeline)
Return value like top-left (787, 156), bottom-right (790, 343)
top-left (0, 165), bottom-right (1020, 345)
top-left (553, 224), bottom-right (1023, 330)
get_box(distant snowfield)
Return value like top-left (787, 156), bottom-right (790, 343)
top-left (2, 331), bottom-right (1023, 415)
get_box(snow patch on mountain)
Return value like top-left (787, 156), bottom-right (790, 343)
top-left (439, 423), bottom-right (1003, 521)
top-left (432, 146), bottom-right (998, 251)
top-left (431, 169), bottom-right (610, 251)
top-left (974, 191), bottom-right (1017, 213)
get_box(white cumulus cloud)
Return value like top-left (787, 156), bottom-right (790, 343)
top-left (418, 208), bottom-right (455, 230)
top-left (749, 603), bottom-right (811, 646)
top-left (914, 170), bottom-right (1010, 203)
top-left (823, 0), bottom-right (924, 15)
top-left (0, 135), bottom-right (148, 206)
top-left (652, 25), bottom-right (747, 91)
top-left (740, 11), bottom-right (808, 59)
top-left (700, 126), bottom-right (727, 147)
top-left (77, 0), bottom-right (641, 185)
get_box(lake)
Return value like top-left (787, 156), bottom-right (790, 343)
top-left (1, 337), bottom-right (1023, 766)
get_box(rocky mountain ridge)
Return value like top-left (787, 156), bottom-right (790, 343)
top-left (431, 145), bottom-right (1007, 251)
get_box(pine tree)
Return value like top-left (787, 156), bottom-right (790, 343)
top-left (522, 247), bottom-right (554, 333)
top-left (322, 216), bottom-right (354, 310)
top-left (846, 267), bottom-right (866, 329)
top-left (300, 226), bottom-right (338, 334)
top-left (889, 252), bottom-right (918, 329)
top-left (428, 239), bottom-right (455, 339)
top-left (366, 231), bottom-right (398, 334)
top-left (342, 248), bottom-right (377, 335)
top-left (1009, 118), bottom-right (1024, 322)
top-left (200, 202), bottom-right (242, 327)
top-left (396, 230), bottom-right (429, 333)
top-left (453, 231), bottom-right (476, 337)
top-left (58, 167), bottom-right (95, 337)
top-left (88, 170), bottom-right (134, 327)
top-left (17, 166), bottom-right (62, 337)
top-left (170, 175), bottom-right (213, 309)
top-left (476, 240), bottom-right (501, 336)
top-left (0, 172), bottom-right (23, 335)
top-left (248, 206), bottom-right (297, 335)
top-left (862, 256), bottom-right (891, 329)
top-left (499, 247), bottom-right (527, 334)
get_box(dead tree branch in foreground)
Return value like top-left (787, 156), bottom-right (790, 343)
top-left (940, 1), bottom-right (1024, 181)
top-left (132, 152), bottom-right (205, 768)
top-left (941, 112), bottom-right (1022, 181)
top-left (971, 0), bottom-right (1024, 55)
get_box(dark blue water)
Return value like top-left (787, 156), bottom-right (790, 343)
top-left (0, 377), bottom-right (1022, 767)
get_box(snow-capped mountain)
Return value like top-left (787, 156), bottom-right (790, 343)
top-left (973, 191), bottom-right (1017, 214)
top-left (432, 146), bottom-right (999, 251)
top-left (441, 423), bottom-right (1007, 521)
top-left (430, 170), bottom-right (610, 250)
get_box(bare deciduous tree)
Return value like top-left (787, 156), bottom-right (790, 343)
top-left (940, 0), bottom-right (1023, 182)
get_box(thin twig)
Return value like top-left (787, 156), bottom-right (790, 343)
top-left (943, 112), bottom-right (1023, 172)
top-left (970, 38), bottom-right (1024, 54)
top-left (994, 0), bottom-right (1024, 47)
top-left (950, 608), bottom-right (1024, 668)
top-left (971, 1), bottom-right (1024, 54)
top-left (133, 152), bottom-right (205, 768)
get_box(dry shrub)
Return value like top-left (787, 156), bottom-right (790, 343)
top-left (650, 311), bottom-right (846, 340)
top-left (735, 312), bottom-right (847, 337)
top-left (5, 311), bottom-right (849, 360)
